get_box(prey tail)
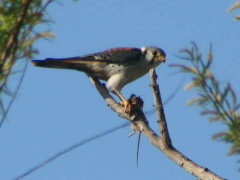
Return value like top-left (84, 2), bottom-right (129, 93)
top-left (136, 132), bottom-right (141, 168)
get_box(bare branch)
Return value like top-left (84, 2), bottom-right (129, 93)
top-left (89, 75), bottom-right (226, 180)
top-left (89, 77), bottom-right (134, 121)
top-left (14, 72), bottom-right (226, 180)
top-left (149, 69), bottom-right (172, 146)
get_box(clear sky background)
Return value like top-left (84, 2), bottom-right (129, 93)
top-left (1, 0), bottom-right (240, 179)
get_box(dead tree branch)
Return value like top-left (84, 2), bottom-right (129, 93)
top-left (150, 69), bottom-right (172, 146)
top-left (89, 72), bottom-right (226, 180)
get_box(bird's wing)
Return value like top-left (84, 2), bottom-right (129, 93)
top-left (32, 47), bottom-right (142, 70)
top-left (92, 47), bottom-right (142, 63)
top-left (33, 47), bottom-right (141, 63)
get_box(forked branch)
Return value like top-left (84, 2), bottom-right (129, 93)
top-left (89, 71), bottom-right (226, 180)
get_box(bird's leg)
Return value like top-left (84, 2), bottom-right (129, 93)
top-left (114, 91), bottom-right (131, 113)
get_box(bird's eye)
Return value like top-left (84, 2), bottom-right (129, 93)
top-left (152, 51), bottom-right (157, 56)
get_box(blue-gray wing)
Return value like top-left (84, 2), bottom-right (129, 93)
top-left (91, 47), bottom-right (142, 63)
top-left (32, 47), bottom-right (142, 70)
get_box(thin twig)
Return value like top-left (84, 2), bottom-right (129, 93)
top-left (12, 122), bottom-right (129, 180)
top-left (0, 60), bottom-right (28, 128)
top-left (144, 77), bottom-right (184, 116)
top-left (0, 0), bottom-right (33, 128)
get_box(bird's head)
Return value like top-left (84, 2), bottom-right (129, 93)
top-left (141, 46), bottom-right (166, 65)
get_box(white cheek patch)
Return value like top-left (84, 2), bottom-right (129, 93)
top-left (141, 47), bottom-right (146, 52)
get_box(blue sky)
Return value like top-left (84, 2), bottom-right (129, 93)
top-left (1, 0), bottom-right (240, 179)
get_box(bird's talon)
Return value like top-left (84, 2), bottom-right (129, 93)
top-left (120, 100), bottom-right (132, 113)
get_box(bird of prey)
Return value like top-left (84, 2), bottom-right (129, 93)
top-left (32, 46), bottom-right (166, 112)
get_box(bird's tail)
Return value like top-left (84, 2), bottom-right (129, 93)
top-left (32, 58), bottom-right (84, 70)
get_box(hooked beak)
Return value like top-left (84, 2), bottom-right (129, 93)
top-left (157, 56), bottom-right (166, 63)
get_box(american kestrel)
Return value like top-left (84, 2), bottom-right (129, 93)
top-left (32, 46), bottom-right (166, 112)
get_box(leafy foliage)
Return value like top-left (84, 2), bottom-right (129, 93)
top-left (228, 1), bottom-right (240, 20)
top-left (171, 42), bottom-right (240, 155)
top-left (0, 0), bottom-right (54, 127)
